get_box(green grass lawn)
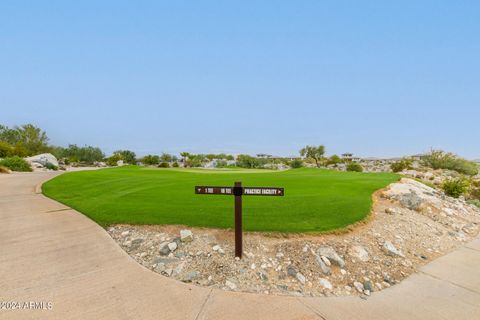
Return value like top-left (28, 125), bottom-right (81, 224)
top-left (42, 166), bottom-right (399, 233)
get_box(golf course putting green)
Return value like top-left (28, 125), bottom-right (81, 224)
top-left (42, 166), bottom-right (399, 233)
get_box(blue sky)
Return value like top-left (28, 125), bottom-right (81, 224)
top-left (1, 1), bottom-right (479, 158)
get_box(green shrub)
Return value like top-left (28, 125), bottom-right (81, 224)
top-left (390, 158), bottom-right (413, 172)
top-left (215, 160), bottom-right (228, 168)
top-left (423, 150), bottom-right (478, 175)
top-left (53, 144), bottom-right (105, 164)
top-left (0, 141), bottom-right (13, 158)
top-left (442, 178), bottom-right (469, 198)
top-left (290, 159), bottom-right (303, 168)
top-left (0, 156), bottom-right (32, 172)
top-left (469, 179), bottom-right (480, 200)
top-left (346, 163), bottom-right (363, 172)
top-left (172, 162), bottom-right (179, 167)
top-left (467, 199), bottom-right (480, 208)
top-left (0, 165), bottom-right (10, 173)
top-left (113, 150), bottom-right (136, 164)
top-left (45, 162), bottom-right (58, 170)
top-left (142, 155), bottom-right (160, 165)
top-left (158, 162), bottom-right (170, 168)
top-left (106, 154), bottom-right (122, 166)
top-left (326, 155), bottom-right (342, 165)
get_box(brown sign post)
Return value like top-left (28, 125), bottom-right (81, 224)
top-left (195, 182), bottom-right (284, 258)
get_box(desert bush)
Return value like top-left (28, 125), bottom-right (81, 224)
top-left (422, 150), bottom-right (478, 175)
top-left (54, 144), bottom-right (104, 164)
top-left (0, 141), bottom-right (13, 158)
top-left (45, 162), bottom-right (58, 170)
top-left (346, 162), bottom-right (363, 172)
top-left (467, 199), bottom-right (480, 208)
top-left (0, 165), bottom-right (11, 173)
top-left (215, 160), bottom-right (228, 167)
top-left (468, 179), bottom-right (480, 200)
top-left (106, 154), bottom-right (122, 166)
top-left (390, 158), bottom-right (413, 172)
top-left (158, 162), bottom-right (170, 168)
top-left (326, 155), bottom-right (342, 165)
top-left (442, 178), bottom-right (469, 198)
top-left (0, 156), bottom-right (32, 172)
top-left (290, 159), bottom-right (303, 168)
top-left (236, 154), bottom-right (268, 168)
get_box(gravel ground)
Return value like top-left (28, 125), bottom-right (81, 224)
top-left (107, 178), bottom-right (480, 298)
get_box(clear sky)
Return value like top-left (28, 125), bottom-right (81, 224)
top-left (1, 1), bottom-right (479, 158)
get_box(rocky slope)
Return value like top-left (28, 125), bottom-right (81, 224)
top-left (108, 178), bottom-right (480, 297)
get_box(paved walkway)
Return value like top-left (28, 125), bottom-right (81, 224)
top-left (1, 172), bottom-right (479, 320)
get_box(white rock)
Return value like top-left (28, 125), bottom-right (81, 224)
top-left (340, 269), bottom-right (347, 275)
top-left (296, 273), bottom-right (306, 284)
top-left (180, 229), bottom-right (193, 242)
top-left (225, 280), bottom-right (237, 290)
top-left (353, 281), bottom-right (364, 293)
top-left (212, 245), bottom-right (221, 251)
top-left (168, 242), bottom-right (178, 252)
top-left (348, 245), bottom-right (370, 262)
top-left (25, 153), bottom-right (59, 168)
top-left (121, 231), bottom-right (130, 237)
top-left (321, 255), bottom-right (332, 266)
top-left (317, 246), bottom-right (345, 268)
top-left (318, 278), bottom-right (333, 290)
top-left (251, 263), bottom-right (256, 270)
top-left (383, 241), bottom-right (404, 257)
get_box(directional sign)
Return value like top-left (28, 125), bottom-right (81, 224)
top-left (243, 187), bottom-right (284, 196)
top-left (195, 186), bottom-right (284, 196)
top-left (195, 182), bottom-right (285, 258)
top-left (196, 186), bottom-right (233, 195)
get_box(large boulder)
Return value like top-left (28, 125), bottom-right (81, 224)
top-left (25, 153), bottom-right (59, 168)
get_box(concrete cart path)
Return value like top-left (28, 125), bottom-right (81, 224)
top-left (1, 172), bottom-right (479, 320)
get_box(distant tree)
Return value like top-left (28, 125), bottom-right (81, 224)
top-left (114, 150), bottom-right (136, 164)
top-left (159, 153), bottom-right (174, 163)
top-left (300, 145), bottom-right (325, 168)
top-left (236, 154), bottom-right (264, 168)
top-left (0, 141), bottom-right (13, 158)
top-left (180, 152), bottom-right (190, 166)
top-left (0, 124), bottom-right (50, 156)
top-left (106, 153), bottom-right (122, 166)
top-left (0, 125), bottom-right (20, 144)
top-left (142, 155), bottom-right (160, 165)
top-left (54, 144), bottom-right (104, 164)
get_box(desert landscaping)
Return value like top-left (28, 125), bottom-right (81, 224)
top-left (2, 124), bottom-right (480, 300)
top-left (2, 3), bottom-right (480, 319)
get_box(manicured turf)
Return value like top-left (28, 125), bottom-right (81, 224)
top-left (42, 166), bottom-right (399, 233)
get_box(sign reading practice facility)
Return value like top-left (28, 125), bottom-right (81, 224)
top-left (195, 182), bottom-right (284, 258)
top-left (195, 186), bottom-right (284, 196)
